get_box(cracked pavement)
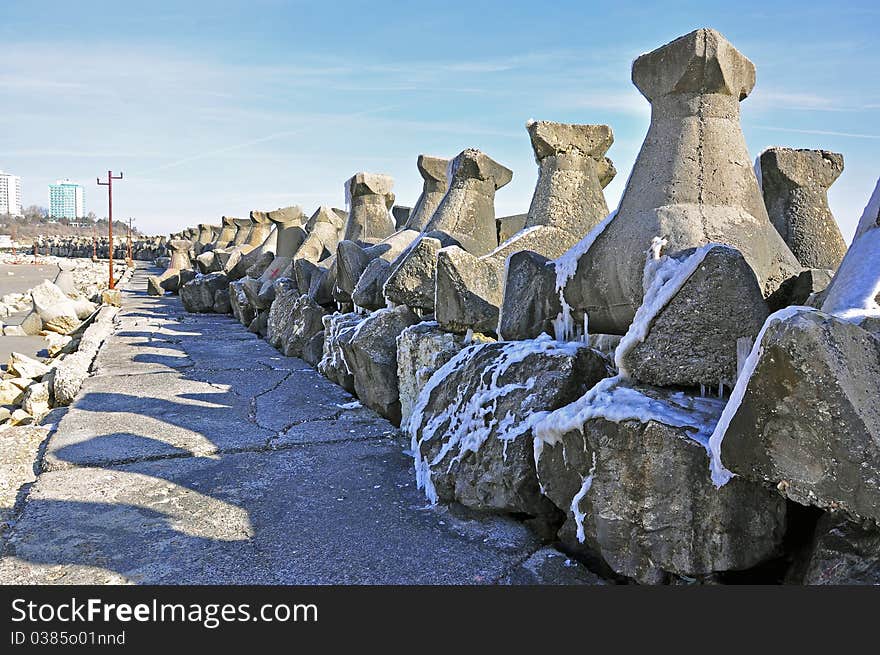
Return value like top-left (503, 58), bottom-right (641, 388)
top-left (0, 265), bottom-right (558, 584)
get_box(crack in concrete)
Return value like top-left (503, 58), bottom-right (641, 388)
top-left (42, 431), bottom-right (400, 472)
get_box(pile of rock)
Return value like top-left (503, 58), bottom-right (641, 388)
top-left (169, 28), bottom-right (878, 583)
top-left (0, 275), bottom-right (125, 427)
top-left (34, 235), bottom-right (167, 261)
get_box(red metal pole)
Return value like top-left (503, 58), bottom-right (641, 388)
top-left (97, 171), bottom-right (123, 290)
top-left (127, 217), bottom-right (133, 265)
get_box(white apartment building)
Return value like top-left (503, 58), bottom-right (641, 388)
top-left (0, 171), bottom-right (23, 217)
top-left (49, 178), bottom-right (85, 220)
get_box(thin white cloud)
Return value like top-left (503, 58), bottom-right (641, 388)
top-left (751, 125), bottom-right (880, 140)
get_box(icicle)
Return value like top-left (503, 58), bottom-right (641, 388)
top-left (717, 380), bottom-right (724, 398)
top-left (736, 337), bottom-right (753, 381)
top-left (571, 452), bottom-right (598, 543)
top-left (700, 383), bottom-right (707, 398)
top-left (463, 328), bottom-right (473, 345)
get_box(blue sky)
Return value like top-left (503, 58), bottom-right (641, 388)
top-left (1, 0), bottom-right (877, 239)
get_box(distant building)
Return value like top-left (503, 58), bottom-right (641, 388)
top-left (49, 178), bottom-right (85, 220)
top-left (0, 171), bottom-right (23, 216)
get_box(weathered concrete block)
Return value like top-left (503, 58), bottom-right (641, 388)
top-left (410, 337), bottom-right (608, 518)
top-left (318, 312), bottom-right (363, 393)
top-left (180, 273), bottom-right (229, 313)
top-left (801, 513), bottom-right (880, 585)
top-left (711, 309), bottom-right (880, 524)
top-left (339, 306), bottom-right (419, 424)
top-left (616, 244), bottom-right (769, 388)
top-left (396, 322), bottom-right (474, 427)
top-left (760, 147), bottom-right (847, 269)
top-left (342, 173), bottom-right (396, 244)
top-left (535, 377), bottom-right (786, 583)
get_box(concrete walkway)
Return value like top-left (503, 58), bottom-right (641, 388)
top-left (0, 265), bottom-right (564, 584)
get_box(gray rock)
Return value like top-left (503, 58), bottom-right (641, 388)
top-left (524, 121), bottom-right (615, 238)
top-left (435, 246), bottom-right (505, 333)
top-left (410, 338), bottom-right (609, 517)
top-left (760, 148), bottom-right (847, 269)
top-left (769, 267), bottom-right (834, 311)
top-left (497, 214), bottom-right (527, 243)
top-left (31, 280), bottom-right (80, 334)
top-left (318, 312), bottom-right (363, 393)
top-left (18, 310), bottom-right (43, 337)
top-left (147, 268), bottom-right (180, 295)
top-left (714, 309), bottom-right (880, 524)
top-left (231, 217), bottom-right (252, 246)
top-left (195, 250), bottom-right (218, 274)
top-left (293, 206), bottom-right (347, 275)
top-left (48, 351), bottom-right (92, 406)
top-left (266, 288), bottom-right (298, 350)
top-left (178, 268), bottom-right (196, 288)
top-left (534, 378), bottom-right (786, 583)
top-left (405, 155), bottom-right (450, 231)
top-left (383, 235), bottom-right (454, 313)
top-left (53, 261), bottom-right (76, 296)
top-left (342, 173), bottom-right (396, 244)
top-left (167, 239), bottom-right (193, 270)
top-left (351, 257), bottom-right (392, 311)
top-left (228, 281), bottom-right (255, 326)
top-left (180, 272), bottom-right (229, 313)
top-left (244, 250), bottom-right (275, 279)
top-left (212, 288), bottom-right (231, 314)
top-left (802, 512), bottom-right (880, 585)
top-left (269, 292), bottom-right (328, 358)
top-left (301, 331), bottom-right (325, 366)
top-left (423, 148), bottom-right (512, 257)
top-left (7, 352), bottom-right (50, 379)
top-left (214, 215), bottom-right (239, 249)
top-left (396, 322), bottom-right (474, 427)
top-left (498, 547), bottom-right (607, 585)
top-left (819, 178), bottom-right (880, 331)
top-left (247, 309), bottom-right (269, 337)
top-left (497, 251), bottom-right (558, 341)
top-left (618, 245), bottom-right (769, 388)
top-left (339, 306), bottom-right (419, 424)
top-left (392, 205), bottom-right (411, 229)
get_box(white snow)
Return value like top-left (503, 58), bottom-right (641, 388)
top-left (614, 241), bottom-right (725, 377)
top-left (533, 376), bottom-right (724, 468)
top-left (533, 374), bottom-right (724, 535)
top-left (706, 305), bottom-right (813, 487)
top-left (543, 209), bottom-right (618, 343)
top-left (821, 178), bottom-right (880, 324)
top-left (408, 335), bottom-right (586, 503)
top-left (336, 401), bottom-right (362, 410)
top-left (736, 337), bottom-right (753, 381)
top-left (317, 312), bottom-right (360, 378)
top-left (554, 210), bottom-right (618, 292)
top-left (488, 225), bottom-right (543, 257)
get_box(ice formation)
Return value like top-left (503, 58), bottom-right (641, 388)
top-left (533, 375), bottom-right (725, 467)
top-left (551, 210), bottom-right (618, 342)
top-left (614, 242), bottom-right (724, 377)
top-left (821, 178), bottom-right (880, 324)
top-left (571, 451), bottom-right (597, 543)
top-left (707, 305), bottom-right (813, 487)
top-left (409, 335), bottom-right (585, 504)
